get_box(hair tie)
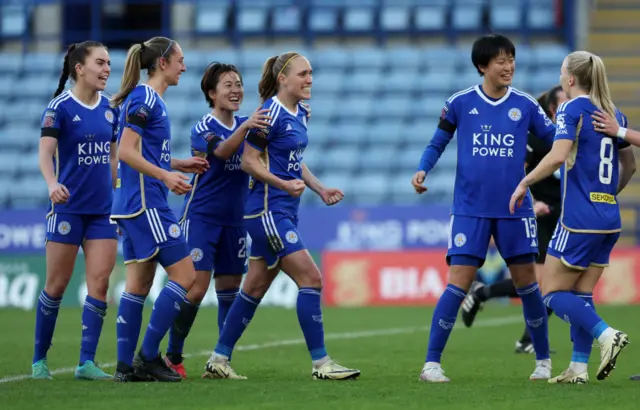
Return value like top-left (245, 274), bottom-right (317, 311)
top-left (139, 42), bottom-right (146, 51)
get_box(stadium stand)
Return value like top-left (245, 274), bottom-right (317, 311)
top-left (0, 0), bottom-right (589, 210)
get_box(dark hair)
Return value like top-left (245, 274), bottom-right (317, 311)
top-left (471, 34), bottom-right (516, 76)
top-left (201, 62), bottom-right (243, 108)
top-left (54, 41), bottom-right (105, 97)
top-left (111, 36), bottom-right (177, 108)
top-left (258, 52), bottom-right (300, 103)
top-left (537, 85), bottom-right (563, 118)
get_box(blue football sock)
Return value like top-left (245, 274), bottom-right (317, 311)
top-left (570, 292), bottom-right (595, 363)
top-left (217, 288), bottom-right (239, 336)
top-left (297, 287), bottom-right (327, 361)
top-left (116, 292), bottom-right (146, 367)
top-left (425, 284), bottom-right (466, 363)
top-left (214, 291), bottom-right (260, 358)
top-left (167, 300), bottom-right (199, 357)
top-left (517, 282), bottom-right (550, 361)
top-left (140, 281), bottom-right (187, 361)
top-left (545, 291), bottom-right (609, 339)
top-left (79, 295), bottom-right (107, 365)
top-left (33, 290), bottom-right (62, 363)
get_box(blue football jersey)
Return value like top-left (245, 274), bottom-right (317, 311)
top-left (244, 97), bottom-right (309, 218)
top-left (555, 95), bottom-right (627, 233)
top-left (41, 91), bottom-right (119, 215)
top-left (179, 113), bottom-right (249, 226)
top-left (438, 85), bottom-right (556, 218)
top-left (112, 84), bottom-right (172, 218)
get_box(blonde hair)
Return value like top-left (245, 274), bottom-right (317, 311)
top-left (565, 51), bottom-right (616, 118)
top-left (111, 36), bottom-right (175, 108)
top-left (258, 52), bottom-right (300, 103)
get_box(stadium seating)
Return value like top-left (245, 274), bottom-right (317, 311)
top-left (0, 0), bottom-right (569, 209)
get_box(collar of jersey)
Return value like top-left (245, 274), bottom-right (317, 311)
top-left (474, 85), bottom-right (512, 107)
top-left (273, 96), bottom-right (299, 117)
top-left (206, 113), bottom-right (237, 132)
top-left (68, 90), bottom-right (102, 110)
top-left (141, 84), bottom-right (165, 104)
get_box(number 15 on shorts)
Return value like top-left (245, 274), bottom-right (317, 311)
top-left (522, 217), bottom-right (537, 239)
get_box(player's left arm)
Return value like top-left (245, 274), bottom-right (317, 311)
top-left (529, 100), bottom-right (556, 147)
top-left (301, 163), bottom-right (344, 206)
top-left (618, 146), bottom-right (636, 194)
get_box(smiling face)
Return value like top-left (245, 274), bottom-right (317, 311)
top-left (159, 42), bottom-right (186, 86)
top-left (211, 71), bottom-right (244, 112)
top-left (279, 56), bottom-right (313, 101)
top-left (75, 46), bottom-right (111, 92)
top-left (481, 50), bottom-right (515, 89)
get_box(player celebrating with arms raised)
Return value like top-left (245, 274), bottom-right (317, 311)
top-left (203, 52), bottom-right (360, 381)
top-left (412, 34), bottom-right (554, 382)
top-left (34, 41), bottom-right (118, 380)
top-left (510, 51), bottom-right (633, 383)
top-left (110, 37), bottom-right (207, 382)
top-left (163, 62), bottom-right (272, 378)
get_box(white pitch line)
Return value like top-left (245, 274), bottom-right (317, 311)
top-left (0, 315), bottom-right (522, 384)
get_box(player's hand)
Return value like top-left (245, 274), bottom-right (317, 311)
top-left (301, 102), bottom-right (311, 120)
top-left (245, 108), bottom-right (272, 130)
top-left (175, 157), bottom-right (209, 174)
top-left (162, 171), bottom-right (192, 195)
top-left (509, 183), bottom-right (528, 215)
top-left (533, 200), bottom-right (551, 217)
top-left (411, 171), bottom-right (428, 194)
top-left (592, 110), bottom-right (620, 137)
top-left (48, 182), bottom-right (70, 204)
top-left (320, 187), bottom-right (344, 206)
top-left (282, 179), bottom-right (306, 198)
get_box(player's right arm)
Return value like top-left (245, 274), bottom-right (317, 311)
top-left (412, 99), bottom-right (457, 194)
top-left (618, 146), bottom-right (636, 195)
top-left (118, 93), bottom-right (191, 195)
top-left (39, 106), bottom-right (70, 204)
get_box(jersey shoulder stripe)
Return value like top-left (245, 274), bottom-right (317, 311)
top-left (47, 91), bottom-right (71, 109)
top-left (267, 99), bottom-right (282, 126)
top-left (195, 115), bottom-right (211, 134)
top-left (447, 86), bottom-right (475, 103)
top-left (143, 85), bottom-right (157, 108)
top-left (510, 88), bottom-right (538, 105)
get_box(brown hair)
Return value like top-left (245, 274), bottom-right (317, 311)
top-left (111, 36), bottom-right (176, 107)
top-left (258, 52), bottom-right (300, 103)
top-left (54, 41), bottom-right (105, 97)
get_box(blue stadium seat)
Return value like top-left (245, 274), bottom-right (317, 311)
top-left (315, 171), bottom-right (352, 199)
top-left (324, 146), bottom-right (360, 171)
top-left (272, 6), bottom-right (302, 34)
top-left (308, 3), bottom-right (340, 35)
top-left (532, 44), bottom-right (568, 68)
top-left (423, 47), bottom-right (461, 71)
top-left (17, 153), bottom-right (39, 176)
top-left (452, 7), bottom-right (482, 30)
top-left (344, 4), bottom-right (376, 34)
top-left (528, 4), bottom-right (555, 29)
top-left (381, 72), bottom-right (416, 94)
top-left (313, 48), bottom-right (350, 69)
top-left (380, 6), bottom-right (411, 33)
top-left (385, 48), bottom-right (421, 71)
top-left (236, 6), bottom-right (269, 34)
top-left (202, 49), bottom-right (239, 67)
top-left (489, 1), bottom-right (523, 31)
top-left (240, 48), bottom-right (280, 70)
top-left (418, 72), bottom-right (456, 94)
top-left (302, 146), bottom-right (322, 170)
top-left (344, 72), bottom-right (382, 94)
top-left (339, 96), bottom-right (374, 119)
top-left (415, 6), bottom-right (446, 31)
top-left (367, 119), bottom-right (404, 145)
top-left (9, 176), bottom-right (48, 207)
top-left (331, 122), bottom-right (368, 145)
top-left (1, 5), bottom-right (27, 37)
top-left (6, 102), bottom-right (42, 126)
top-left (306, 121), bottom-right (330, 148)
top-left (2, 125), bottom-right (38, 151)
top-left (371, 97), bottom-right (411, 118)
top-left (350, 173), bottom-right (391, 204)
top-left (351, 48), bottom-right (385, 70)
top-left (24, 53), bottom-right (59, 73)
top-left (19, 75), bottom-right (58, 98)
top-left (0, 75), bottom-right (16, 98)
top-left (0, 53), bottom-right (21, 74)
top-left (0, 153), bottom-right (18, 177)
top-left (309, 96), bottom-right (337, 120)
top-left (312, 72), bottom-right (344, 95)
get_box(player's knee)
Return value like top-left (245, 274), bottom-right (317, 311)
top-left (188, 273), bottom-right (212, 303)
top-left (86, 275), bottom-right (110, 300)
top-left (44, 273), bottom-right (72, 298)
top-left (297, 266), bottom-right (323, 289)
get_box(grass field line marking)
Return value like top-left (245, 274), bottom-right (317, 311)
top-left (0, 314), bottom-right (522, 384)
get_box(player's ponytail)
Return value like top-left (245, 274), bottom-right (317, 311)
top-left (111, 37), bottom-right (176, 108)
top-left (54, 43), bottom-right (76, 98)
top-left (258, 52), bottom-right (300, 103)
top-left (112, 43), bottom-right (143, 108)
top-left (589, 55), bottom-right (616, 119)
top-left (566, 51), bottom-right (616, 119)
